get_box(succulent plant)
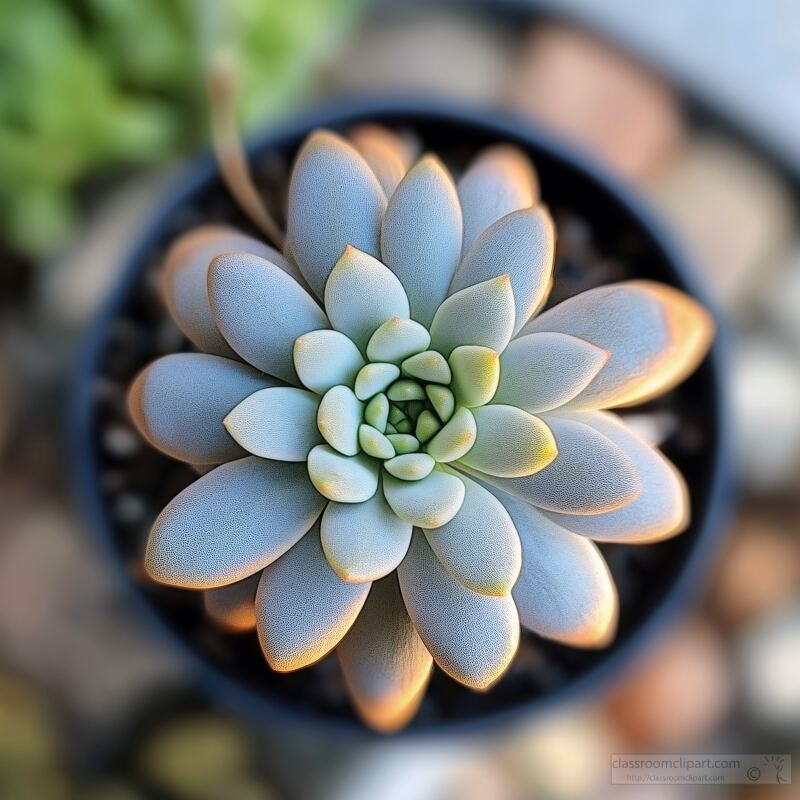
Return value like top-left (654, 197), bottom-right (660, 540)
top-left (128, 124), bottom-right (714, 731)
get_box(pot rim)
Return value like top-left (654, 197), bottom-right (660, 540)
top-left (69, 94), bottom-right (733, 741)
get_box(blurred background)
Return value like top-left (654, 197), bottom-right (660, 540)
top-left (1, 1), bottom-right (799, 798)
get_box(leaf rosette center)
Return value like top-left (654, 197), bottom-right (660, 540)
top-left (303, 315), bottom-right (483, 502)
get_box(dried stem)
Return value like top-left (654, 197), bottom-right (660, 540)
top-left (207, 55), bottom-right (286, 249)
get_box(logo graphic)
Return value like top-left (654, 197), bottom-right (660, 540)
top-left (764, 756), bottom-right (787, 784)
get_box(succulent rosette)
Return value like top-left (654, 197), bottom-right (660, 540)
top-left (128, 125), bottom-right (713, 731)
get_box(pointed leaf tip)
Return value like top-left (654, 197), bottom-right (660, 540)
top-left (448, 346), bottom-right (500, 408)
top-left (430, 275), bottom-right (515, 356)
top-left (366, 317), bottom-right (431, 363)
top-left (324, 247), bottom-right (410, 350)
top-left (293, 329), bottom-right (365, 394)
top-left (381, 154), bottom-right (463, 326)
top-left (287, 130), bottom-right (386, 298)
top-left (459, 405), bottom-right (557, 477)
top-left (224, 386), bottom-right (322, 461)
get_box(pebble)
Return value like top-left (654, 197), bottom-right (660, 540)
top-left (507, 23), bottom-right (683, 181)
top-left (37, 169), bottom-right (176, 331)
top-left (102, 425), bottom-right (141, 459)
top-left (738, 604), bottom-right (800, 731)
top-left (710, 508), bottom-right (800, 627)
top-left (731, 338), bottom-right (800, 493)
top-left (112, 492), bottom-right (148, 527)
top-left (0, 502), bottom-right (185, 739)
top-left (760, 248), bottom-right (800, 351)
top-left (499, 708), bottom-right (618, 800)
top-left (136, 714), bottom-right (273, 800)
top-left (328, 742), bottom-right (511, 800)
top-left (648, 137), bottom-right (794, 312)
top-left (605, 619), bottom-right (732, 747)
top-left (329, 9), bottom-right (513, 104)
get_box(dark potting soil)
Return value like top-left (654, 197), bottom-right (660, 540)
top-left (84, 107), bottom-right (721, 734)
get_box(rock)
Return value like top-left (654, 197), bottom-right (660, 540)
top-left (507, 24), bottom-right (683, 181)
top-left (0, 672), bottom-right (69, 800)
top-left (327, 742), bottom-right (511, 800)
top-left (0, 502), bottom-right (185, 739)
top-left (136, 714), bottom-right (274, 800)
top-left (710, 508), bottom-right (800, 627)
top-left (731, 338), bottom-right (800, 493)
top-left (761, 249), bottom-right (800, 351)
top-left (499, 708), bottom-right (619, 800)
top-left (102, 425), bottom-right (141, 459)
top-left (38, 169), bottom-right (176, 331)
top-left (738, 604), bottom-right (800, 731)
top-left (605, 619), bottom-right (732, 747)
top-left (329, 9), bottom-right (512, 104)
top-left (648, 137), bottom-right (793, 312)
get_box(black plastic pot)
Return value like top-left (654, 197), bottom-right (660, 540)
top-left (71, 98), bottom-right (731, 739)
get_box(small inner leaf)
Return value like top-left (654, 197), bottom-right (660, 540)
top-left (364, 393), bottom-right (390, 432)
top-left (429, 275), bottom-right (516, 356)
top-left (388, 404), bottom-right (408, 426)
top-left (324, 246), bottom-right (409, 349)
top-left (384, 453), bottom-right (436, 481)
top-left (293, 329), bottom-right (365, 394)
top-left (415, 410), bottom-right (441, 444)
top-left (383, 469), bottom-right (466, 528)
top-left (317, 385), bottom-right (363, 456)
top-left (406, 399), bottom-right (426, 420)
top-left (458, 405), bottom-right (558, 477)
top-left (387, 379), bottom-right (426, 401)
top-left (359, 424), bottom-right (396, 460)
top-left (354, 362), bottom-right (401, 400)
top-left (387, 433), bottom-right (420, 454)
top-left (425, 384), bottom-right (455, 422)
top-left (307, 445), bottom-right (380, 503)
top-left (401, 351), bottom-right (452, 384)
top-left (425, 407), bottom-right (476, 462)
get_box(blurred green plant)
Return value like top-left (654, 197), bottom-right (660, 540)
top-left (0, 673), bottom-right (69, 799)
top-left (0, 0), bottom-right (361, 259)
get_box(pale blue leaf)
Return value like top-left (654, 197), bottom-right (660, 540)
top-left (381, 156), bottom-right (462, 326)
top-left (208, 252), bottom-right (328, 383)
top-left (256, 525), bottom-right (370, 670)
top-left (287, 131), bottom-right (387, 297)
top-left (145, 458), bottom-right (325, 588)
top-left (128, 353), bottom-right (279, 464)
top-left (397, 533), bottom-right (519, 690)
